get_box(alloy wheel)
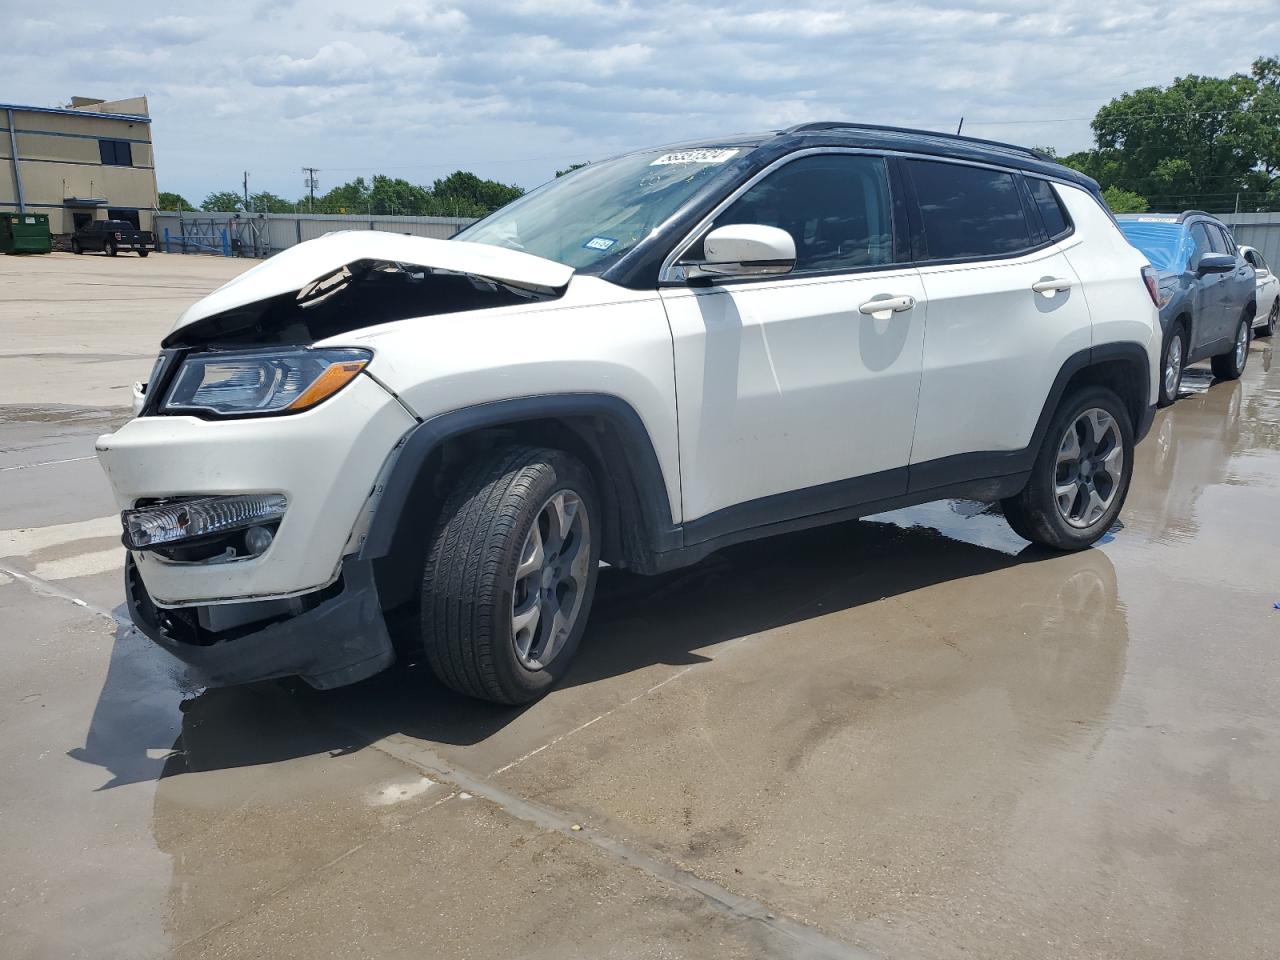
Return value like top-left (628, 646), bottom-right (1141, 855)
top-left (511, 489), bottom-right (591, 670)
top-left (1235, 320), bottom-right (1249, 369)
top-left (1268, 301), bottom-right (1278, 335)
top-left (1055, 408), bottom-right (1124, 529)
top-left (1164, 335), bottom-right (1182, 398)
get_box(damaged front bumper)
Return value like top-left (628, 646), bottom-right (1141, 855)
top-left (126, 554), bottom-right (394, 689)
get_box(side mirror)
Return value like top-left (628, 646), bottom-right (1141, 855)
top-left (683, 224), bottom-right (796, 279)
top-left (1196, 252), bottom-right (1235, 275)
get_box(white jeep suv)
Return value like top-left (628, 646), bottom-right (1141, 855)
top-left (97, 123), bottom-right (1160, 704)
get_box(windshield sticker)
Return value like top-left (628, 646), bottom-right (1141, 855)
top-left (583, 236), bottom-right (618, 251)
top-left (650, 148), bottom-right (740, 166)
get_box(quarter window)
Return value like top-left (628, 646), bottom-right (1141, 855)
top-left (907, 160), bottom-right (1034, 260)
top-left (1027, 178), bottom-right (1071, 240)
top-left (701, 154), bottom-right (895, 274)
top-left (1189, 224), bottom-right (1213, 266)
top-left (98, 139), bottom-right (133, 166)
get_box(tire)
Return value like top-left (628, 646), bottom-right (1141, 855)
top-left (1258, 300), bottom-right (1278, 338)
top-left (105, 240), bottom-right (117, 257)
top-left (1210, 314), bottom-right (1250, 381)
top-left (1157, 326), bottom-right (1185, 407)
top-left (1001, 386), bottom-right (1134, 551)
top-left (71, 239), bottom-right (82, 255)
top-left (138, 250), bottom-right (149, 258)
top-left (421, 445), bottom-right (601, 705)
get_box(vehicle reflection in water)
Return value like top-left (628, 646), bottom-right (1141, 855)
top-left (126, 506), bottom-right (1129, 949)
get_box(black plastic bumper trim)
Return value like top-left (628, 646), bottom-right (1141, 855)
top-left (125, 556), bottom-right (395, 690)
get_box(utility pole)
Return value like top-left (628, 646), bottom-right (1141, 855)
top-left (303, 167), bottom-right (319, 213)
top-left (243, 171), bottom-right (250, 212)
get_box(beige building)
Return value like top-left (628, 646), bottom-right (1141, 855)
top-left (1, 96), bottom-right (159, 235)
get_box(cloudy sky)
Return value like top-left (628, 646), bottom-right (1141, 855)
top-left (5, 0), bottom-right (1278, 203)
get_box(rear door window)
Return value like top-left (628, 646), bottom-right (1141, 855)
top-left (907, 160), bottom-right (1035, 260)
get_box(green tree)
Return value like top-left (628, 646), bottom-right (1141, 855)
top-left (201, 191), bottom-right (245, 212)
top-left (368, 175), bottom-right (433, 215)
top-left (249, 191), bottom-right (295, 213)
top-left (1101, 185), bottom-right (1149, 213)
top-left (431, 171), bottom-right (523, 215)
top-left (158, 191), bottom-right (193, 211)
top-left (555, 163), bottom-right (588, 177)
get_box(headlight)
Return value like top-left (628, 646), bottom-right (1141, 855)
top-left (160, 347), bottom-right (371, 417)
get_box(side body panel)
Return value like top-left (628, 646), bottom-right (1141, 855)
top-left (660, 268), bottom-right (926, 526)
top-left (1058, 185), bottom-right (1161, 407)
top-left (343, 277), bottom-right (684, 525)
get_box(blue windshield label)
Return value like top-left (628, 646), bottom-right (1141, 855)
top-left (583, 236), bottom-right (618, 251)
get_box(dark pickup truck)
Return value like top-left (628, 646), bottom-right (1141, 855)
top-left (71, 219), bottom-right (154, 257)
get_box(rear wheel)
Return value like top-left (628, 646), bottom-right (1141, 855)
top-left (71, 239), bottom-right (82, 254)
top-left (1002, 386), bottom-right (1133, 551)
top-left (1210, 315), bottom-right (1250, 380)
top-left (1158, 327), bottom-right (1185, 406)
top-left (420, 445), bottom-right (601, 705)
top-left (138, 250), bottom-right (149, 258)
top-left (1259, 300), bottom-right (1278, 338)
top-left (105, 240), bottom-right (117, 257)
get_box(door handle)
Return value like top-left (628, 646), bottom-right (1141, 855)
top-left (858, 295), bottom-right (916, 315)
top-left (1032, 278), bottom-right (1073, 294)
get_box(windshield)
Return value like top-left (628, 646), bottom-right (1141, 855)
top-left (1117, 220), bottom-right (1193, 272)
top-left (455, 147), bottom-right (747, 270)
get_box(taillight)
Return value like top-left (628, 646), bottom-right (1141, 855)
top-left (1141, 266), bottom-right (1160, 307)
top-left (114, 232), bottom-right (123, 240)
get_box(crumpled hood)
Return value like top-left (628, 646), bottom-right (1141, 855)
top-left (170, 231), bottom-right (575, 334)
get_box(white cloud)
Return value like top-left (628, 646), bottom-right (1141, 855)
top-left (1, 0), bottom-right (1276, 202)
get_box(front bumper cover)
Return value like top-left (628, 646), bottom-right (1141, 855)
top-left (126, 554), bottom-right (394, 689)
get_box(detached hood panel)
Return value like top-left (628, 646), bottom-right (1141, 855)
top-left (170, 232), bottom-right (575, 335)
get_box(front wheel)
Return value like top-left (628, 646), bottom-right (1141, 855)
top-left (1001, 386), bottom-right (1134, 551)
top-left (421, 446), bottom-right (601, 704)
top-left (71, 239), bottom-right (82, 254)
top-left (1210, 316), bottom-right (1250, 381)
top-left (104, 240), bottom-right (117, 257)
top-left (138, 250), bottom-right (149, 258)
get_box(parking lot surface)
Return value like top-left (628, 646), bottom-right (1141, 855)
top-left (2, 252), bottom-right (1279, 959)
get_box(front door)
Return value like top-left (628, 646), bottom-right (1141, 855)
top-left (660, 152), bottom-right (926, 540)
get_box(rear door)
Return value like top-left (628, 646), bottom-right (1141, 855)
top-left (1186, 222), bottom-right (1221, 350)
top-left (660, 151), bottom-right (926, 534)
top-left (903, 160), bottom-right (1092, 489)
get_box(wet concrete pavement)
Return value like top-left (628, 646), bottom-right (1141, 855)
top-left (2, 253), bottom-right (1279, 959)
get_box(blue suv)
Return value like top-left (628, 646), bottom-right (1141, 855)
top-left (1117, 212), bottom-right (1256, 405)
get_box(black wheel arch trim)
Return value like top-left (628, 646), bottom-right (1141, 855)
top-left (359, 393), bottom-right (681, 565)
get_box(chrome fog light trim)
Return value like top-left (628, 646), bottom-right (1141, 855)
top-left (123, 494), bottom-right (288, 550)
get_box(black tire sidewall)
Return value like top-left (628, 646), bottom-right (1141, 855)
top-left (493, 455), bottom-right (601, 701)
top-left (1159, 328), bottom-right (1185, 406)
top-left (1024, 387), bottom-right (1134, 550)
top-left (105, 241), bottom-right (116, 256)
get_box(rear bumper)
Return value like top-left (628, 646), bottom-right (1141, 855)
top-left (126, 554), bottom-right (395, 690)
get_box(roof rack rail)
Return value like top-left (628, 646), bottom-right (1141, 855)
top-left (781, 121), bottom-right (1056, 163)
top-left (1178, 210), bottom-right (1213, 222)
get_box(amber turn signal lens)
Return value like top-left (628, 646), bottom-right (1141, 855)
top-left (286, 360), bottom-right (368, 411)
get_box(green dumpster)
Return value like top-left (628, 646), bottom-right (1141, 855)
top-left (0, 212), bottom-right (53, 254)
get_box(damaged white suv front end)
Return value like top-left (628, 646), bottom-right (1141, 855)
top-left (96, 232), bottom-right (580, 688)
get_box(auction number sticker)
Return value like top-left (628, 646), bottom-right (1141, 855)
top-left (583, 236), bottom-right (618, 251)
top-left (650, 148), bottom-right (740, 166)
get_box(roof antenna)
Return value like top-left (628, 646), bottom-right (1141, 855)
top-left (956, 117), bottom-right (964, 135)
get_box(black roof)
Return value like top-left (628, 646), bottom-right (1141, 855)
top-left (616, 122), bottom-right (1102, 193)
